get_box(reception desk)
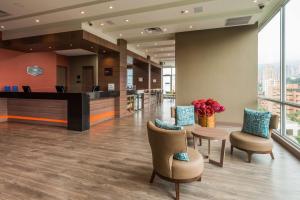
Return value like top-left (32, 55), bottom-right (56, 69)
top-left (0, 91), bottom-right (119, 131)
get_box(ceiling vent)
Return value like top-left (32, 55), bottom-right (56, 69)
top-left (194, 7), bottom-right (203, 13)
top-left (225, 16), bottom-right (252, 26)
top-left (0, 10), bottom-right (10, 18)
top-left (144, 27), bottom-right (163, 34)
top-left (106, 20), bottom-right (115, 25)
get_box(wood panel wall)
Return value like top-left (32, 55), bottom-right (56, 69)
top-left (90, 98), bottom-right (115, 126)
top-left (5, 99), bottom-right (67, 127)
top-left (151, 67), bottom-right (162, 89)
top-left (0, 99), bottom-right (7, 122)
top-left (133, 64), bottom-right (149, 90)
top-left (98, 52), bottom-right (120, 91)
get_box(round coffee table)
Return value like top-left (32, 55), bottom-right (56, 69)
top-left (191, 127), bottom-right (228, 167)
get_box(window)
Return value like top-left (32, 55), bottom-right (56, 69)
top-left (258, 0), bottom-right (300, 148)
top-left (127, 68), bottom-right (133, 89)
top-left (163, 67), bottom-right (175, 95)
top-left (258, 13), bottom-right (280, 100)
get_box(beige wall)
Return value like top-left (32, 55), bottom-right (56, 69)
top-left (69, 55), bottom-right (98, 92)
top-left (175, 25), bottom-right (258, 124)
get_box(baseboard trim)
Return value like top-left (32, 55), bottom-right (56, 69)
top-left (272, 132), bottom-right (300, 160)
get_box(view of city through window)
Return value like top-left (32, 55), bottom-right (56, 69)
top-left (258, 0), bottom-right (300, 146)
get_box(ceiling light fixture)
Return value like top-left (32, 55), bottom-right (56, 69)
top-left (163, 28), bottom-right (167, 32)
top-left (124, 19), bottom-right (129, 22)
top-left (109, 5), bottom-right (113, 9)
top-left (119, 33), bottom-right (123, 37)
top-left (80, 11), bottom-right (85, 14)
top-left (145, 49), bottom-right (148, 52)
top-left (0, 25), bottom-right (4, 29)
top-left (48, 46), bottom-right (52, 49)
top-left (35, 19), bottom-right (40, 23)
top-left (181, 10), bottom-right (189, 14)
top-left (103, 50), bottom-right (106, 53)
top-left (70, 43), bottom-right (73, 47)
top-left (141, 31), bottom-right (144, 35)
top-left (91, 46), bottom-right (94, 49)
top-left (253, 0), bottom-right (258, 3)
top-left (189, 25), bottom-right (193, 29)
top-left (100, 23), bottom-right (105, 26)
top-left (30, 48), bottom-right (33, 51)
top-left (137, 44), bottom-right (140, 47)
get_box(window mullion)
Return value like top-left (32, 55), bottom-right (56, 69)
top-left (280, 7), bottom-right (286, 136)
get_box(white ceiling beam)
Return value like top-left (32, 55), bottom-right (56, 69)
top-left (104, 8), bottom-right (262, 33)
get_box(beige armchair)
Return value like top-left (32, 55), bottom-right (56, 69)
top-left (147, 121), bottom-right (204, 200)
top-left (230, 115), bottom-right (279, 163)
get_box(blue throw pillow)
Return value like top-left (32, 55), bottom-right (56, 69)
top-left (176, 106), bottom-right (195, 126)
top-left (154, 119), bottom-right (182, 130)
top-left (242, 108), bottom-right (272, 138)
top-left (174, 152), bottom-right (189, 161)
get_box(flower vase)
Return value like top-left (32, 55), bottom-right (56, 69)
top-left (199, 114), bottom-right (215, 128)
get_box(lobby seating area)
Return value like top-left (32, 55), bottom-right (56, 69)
top-left (0, 1), bottom-right (300, 199)
top-left (0, 101), bottom-right (299, 200)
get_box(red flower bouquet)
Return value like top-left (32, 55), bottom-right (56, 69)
top-left (192, 98), bottom-right (225, 117)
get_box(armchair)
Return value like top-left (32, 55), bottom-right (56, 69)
top-left (147, 121), bottom-right (204, 200)
top-left (230, 115), bottom-right (279, 163)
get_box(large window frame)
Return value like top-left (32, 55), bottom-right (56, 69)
top-left (258, 0), bottom-right (300, 149)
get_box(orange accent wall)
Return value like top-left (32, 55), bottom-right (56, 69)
top-left (0, 48), bottom-right (64, 92)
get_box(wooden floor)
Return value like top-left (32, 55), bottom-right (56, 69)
top-left (0, 100), bottom-right (299, 200)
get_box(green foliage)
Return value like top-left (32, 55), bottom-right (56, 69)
top-left (287, 111), bottom-right (300, 125)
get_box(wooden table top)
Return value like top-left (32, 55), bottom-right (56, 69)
top-left (191, 126), bottom-right (229, 140)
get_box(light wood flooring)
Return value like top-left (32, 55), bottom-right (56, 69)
top-left (0, 100), bottom-right (299, 200)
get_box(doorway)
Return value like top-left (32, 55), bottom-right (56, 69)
top-left (57, 66), bottom-right (68, 89)
top-left (82, 66), bottom-right (94, 92)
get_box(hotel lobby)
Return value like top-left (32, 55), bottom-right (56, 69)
top-left (0, 0), bottom-right (299, 200)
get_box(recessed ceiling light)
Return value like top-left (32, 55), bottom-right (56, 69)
top-left (35, 19), bottom-right (40, 23)
top-left (189, 25), bottom-right (193, 29)
top-left (163, 28), bottom-right (167, 32)
top-left (124, 19), bottom-right (129, 22)
top-left (0, 25), bottom-right (4, 29)
top-left (137, 44), bottom-right (140, 47)
top-left (29, 48), bottom-right (33, 51)
top-left (100, 23), bottom-right (105, 26)
top-left (80, 11), bottom-right (85, 14)
top-left (70, 43), bottom-right (73, 47)
top-left (145, 49), bottom-right (148, 52)
top-left (91, 46), bottom-right (94, 49)
top-left (141, 31), bottom-right (144, 35)
top-left (109, 5), bottom-right (113, 9)
top-left (181, 10), bottom-right (189, 14)
top-left (103, 50), bottom-right (106, 53)
top-left (253, 0), bottom-right (258, 3)
top-left (48, 46), bottom-right (52, 49)
top-left (119, 33), bottom-right (123, 37)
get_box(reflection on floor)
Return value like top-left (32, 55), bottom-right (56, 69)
top-left (0, 99), bottom-right (299, 200)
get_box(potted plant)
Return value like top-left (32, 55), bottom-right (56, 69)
top-left (192, 98), bottom-right (225, 127)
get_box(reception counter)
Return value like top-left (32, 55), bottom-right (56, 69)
top-left (0, 91), bottom-right (119, 131)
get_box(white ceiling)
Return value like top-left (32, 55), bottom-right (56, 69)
top-left (0, 0), bottom-right (283, 63)
top-left (55, 49), bottom-right (96, 56)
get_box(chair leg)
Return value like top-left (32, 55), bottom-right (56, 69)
top-left (270, 151), bottom-right (275, 160)
top-left (230, 145), bottom-right (234, 155)
top-left (199, 138), bottom-right (202, 146)
top-left (175, 183), bottom-right (180, 200)
top-left (247, 152), bottom-right (252, 163)
top-left (197, 177), bottom-right (202, 182)
top-left (149, 170), bottom-right (155, 183)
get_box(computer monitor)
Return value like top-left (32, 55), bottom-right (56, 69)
top-left (92, 85), bottom-right (100, 92)
top-left (22, 86), bottom-right (32, 93)
top-left (55, 86), bottom-right (65, 93)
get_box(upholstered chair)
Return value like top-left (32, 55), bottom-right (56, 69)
top-left (147, 121), bottom-right (204, 200)
top-left (171, 106), bottom-right (201, 140)
top-left (230, 115), bottom-right (279, 163)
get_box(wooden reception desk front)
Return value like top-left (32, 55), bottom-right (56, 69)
top-left (0, 91), bottom-right (119, 131)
